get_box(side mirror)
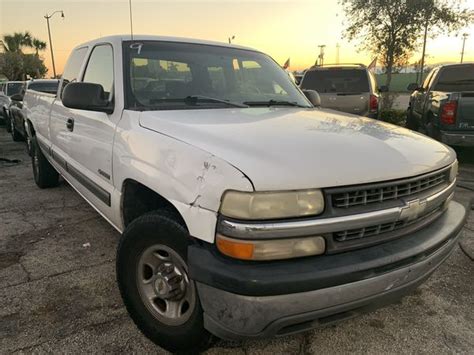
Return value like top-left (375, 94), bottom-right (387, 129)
top-left (407, 83), bottom-right (420, 92)
top-left (303, 89), bottom-right (321, 107)
top-left (10, 93), bottom-right (24, 101)
top-left (378, 85), bottom-right (389, 93)
top-left (62, 82), bottom-right (113, 114)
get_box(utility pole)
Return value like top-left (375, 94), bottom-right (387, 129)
top-left (44, 10), bottom-right (64, 78)
top-left (318, 44), bottom-right (326, 67)
top-left (336, 43), bottom-right (340, 64)
top-left (419, 19), bottom-right (429, 85)
top-left (461, 33), bottom-right (469, 63)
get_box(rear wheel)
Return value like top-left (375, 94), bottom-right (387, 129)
top-left (31, 136), bottom-right (59, 188)
top-left (116, 211), bottom-right (214, 353)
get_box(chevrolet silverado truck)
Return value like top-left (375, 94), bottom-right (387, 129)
top-left (406, 63), bottom-right (474, 146)
top-left (25, 35), bottom-right (466, 353)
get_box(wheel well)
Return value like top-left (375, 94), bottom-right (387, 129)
top-left (121, 179), bottom-right (187, 229)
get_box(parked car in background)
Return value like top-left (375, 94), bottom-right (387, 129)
top-left (0, 81), bottom-right (24, 130)
top-left (300, 64), bottom-right (387, 118)
top-left (406, 63), bottom-right (474, 146)
top-left (25, 35), bottom-right (465, 353)
top-left (9, 79), bottom-right (60, 148)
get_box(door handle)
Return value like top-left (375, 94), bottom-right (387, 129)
top-left (66, 118), bottom-right (74, 131)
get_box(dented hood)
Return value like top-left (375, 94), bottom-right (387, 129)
top-left (139, 107), bottom-right (455, 190)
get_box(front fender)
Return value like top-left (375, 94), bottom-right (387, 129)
top-left (113, 111), bottom-right (254, 242)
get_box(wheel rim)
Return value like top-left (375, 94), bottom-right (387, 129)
top-left (136, 244), bottom-right (196, 326)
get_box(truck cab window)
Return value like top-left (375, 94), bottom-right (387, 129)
top-left (60, 47), bottom-right (88, 99)
top-left (83, 44), bottom-right (114, 100)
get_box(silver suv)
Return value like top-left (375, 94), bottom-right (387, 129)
top-left (300, 64), bottom-right (387, 118)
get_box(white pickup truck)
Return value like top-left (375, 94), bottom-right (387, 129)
top-left (24, 35), bottom-right (466, 353)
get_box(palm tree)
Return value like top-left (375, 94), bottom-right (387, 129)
top-left (32, 39), bottom-right (47, 55)
top-left (1, 31), bottom-right (35, 53)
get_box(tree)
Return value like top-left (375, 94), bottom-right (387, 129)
top-left (341, 0), bottom-right (473, 89)
top-left (0, 31), bottom-right (48, 80)
top-left (32, 39), bottom-right (47, 56)
top-left (1, 31), bottom-right (33, 53)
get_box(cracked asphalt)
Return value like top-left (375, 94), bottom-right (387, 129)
top-left (1, 128), bottom-right (473, 354)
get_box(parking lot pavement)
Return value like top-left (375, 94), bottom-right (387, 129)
top-left (1, 129), bottom-right (473, 354)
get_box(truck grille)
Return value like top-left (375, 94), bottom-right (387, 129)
top-left (331, 169), bottom-right (448, 209)
top-left (334, 206), bottom-right (442, 242)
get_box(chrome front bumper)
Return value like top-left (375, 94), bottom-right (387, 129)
top-left (198, 201), bottom-right (466, 340)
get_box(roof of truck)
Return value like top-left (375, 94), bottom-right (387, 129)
top-left (74, 34), bottom-right (258, 52)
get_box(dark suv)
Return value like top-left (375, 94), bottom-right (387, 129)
top-left (300, 64), bottom-right (386, 118)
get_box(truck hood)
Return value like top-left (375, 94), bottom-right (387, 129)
top-left (139, 107), bottom-right (455, 190)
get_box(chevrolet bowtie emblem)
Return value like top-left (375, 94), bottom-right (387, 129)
top-left (400, 199), bottom-right (427, 221)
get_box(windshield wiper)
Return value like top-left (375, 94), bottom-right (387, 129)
top-left (243, 99), bottom-right (308, 107)
top-left (184, 95), bottom-right (249, 108)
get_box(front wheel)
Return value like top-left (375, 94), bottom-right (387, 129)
top-left (4, 111), bottom-right (11, 133)
top-left (405, 108), bottom-right (419, 131)
top-left (116, 211), bottom-right (214, 353)
top-left (10, 118), bottom-right (22, 142)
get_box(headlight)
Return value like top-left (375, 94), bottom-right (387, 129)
top-left (449, 160), bottom-right (458, 183)
top-left (219, 189), bottom-right (324, 220)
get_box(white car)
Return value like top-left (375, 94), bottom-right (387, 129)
top-left (24, 35), bottom-right (465, 353)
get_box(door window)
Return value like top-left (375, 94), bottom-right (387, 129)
top-left (60, 47), bottom-right (88, 98)
top-left (83, 44), bottom-right (114, 100)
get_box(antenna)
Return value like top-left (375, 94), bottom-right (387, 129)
top-left (129, 0), bottom-right (134, 40)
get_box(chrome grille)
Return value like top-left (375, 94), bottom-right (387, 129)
top-left (332, 170), bottom-right (448, 209)
top-left (334, 207), bottom-right (441, 242)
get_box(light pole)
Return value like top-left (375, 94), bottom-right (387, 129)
top-left (228, 35), bottom-right (235, 44)
top-left (419, 19), bottom-right (429, 85)
top-left (44, 10), bottom-right (64, 78)
top-left (461, 33), bottom-right (469, 63)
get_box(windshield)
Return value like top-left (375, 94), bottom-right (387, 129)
top-left (301, 69), bottom-right (370, 94)
top-left (433, 65), bottom-right (474, 92)
top-left (124, 41), bottom-right (310, 110)
top-left (6, 82), bottom-right (24, 96)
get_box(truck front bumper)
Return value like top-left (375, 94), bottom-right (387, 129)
top-left (440, 130), bottom-right (474, 147)
top-left (188, 201), bottom-right (466, 340)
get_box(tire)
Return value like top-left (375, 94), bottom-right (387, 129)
top-left (31, 136), bottom-right (59, 188)
top-left (4, 110), bottom-right (11, 133)
top-left (26, 133), bottom-right (33, 156)
top-left (116, 210), bottom-right (214, 354)
top-left (405, 108), bottom-right (419, 131)
top-left (10, 118), bottom-right (22, 142)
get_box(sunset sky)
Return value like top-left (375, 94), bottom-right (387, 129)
top-left (1, 0), bottom-right (474, 77)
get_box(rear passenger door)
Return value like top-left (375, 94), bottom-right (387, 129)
top-left (49, 46), bottom-right (88, 170)
top-left (66, 43), bottom-right (117, 216)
